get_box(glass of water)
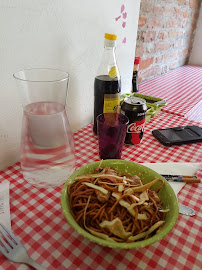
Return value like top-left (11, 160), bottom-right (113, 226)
top-left (13, 68), bottom-right (75, 187)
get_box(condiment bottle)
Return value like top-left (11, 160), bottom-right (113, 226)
top-left (132, 57), bottom-right (141, 92)
top-left (93, 33), bottom-right (121, 135)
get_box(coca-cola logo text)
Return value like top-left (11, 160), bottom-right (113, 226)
top-left (127, 122), bottom-right (145, 133)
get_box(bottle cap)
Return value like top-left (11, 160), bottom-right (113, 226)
top-left (104, 33), bottom-right (117, 40)
top-left (134, 57), bottom-right (141, 65)
top-left (104, 33), bottom-right (117, 47)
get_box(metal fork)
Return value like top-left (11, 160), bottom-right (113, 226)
top-left (0, 224), bottom-right (46, 270)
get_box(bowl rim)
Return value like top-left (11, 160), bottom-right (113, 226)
top-left (61, 160), bottom-right (179, 249)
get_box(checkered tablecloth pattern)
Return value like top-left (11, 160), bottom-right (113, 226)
top-left (139, 65), bottom-right (202, 123)
top-left (0, 112), bottom-right (202, 270)
top-left (185, 100), bottom-right (202, 124)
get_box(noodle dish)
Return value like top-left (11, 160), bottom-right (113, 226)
top-left (61, 160), bottom-right (179, 249)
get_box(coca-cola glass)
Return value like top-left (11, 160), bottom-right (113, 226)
top-left (97, 113), bottom-right (129, 159)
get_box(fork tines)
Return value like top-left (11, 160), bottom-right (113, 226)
top-left (0, 224), bottom-right (20, 255)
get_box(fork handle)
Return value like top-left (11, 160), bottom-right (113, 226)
top-left (24, 257), bottom-right (46, 270)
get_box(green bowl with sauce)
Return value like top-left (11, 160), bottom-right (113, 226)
top-left (61, 160), bottom-right (178, 249)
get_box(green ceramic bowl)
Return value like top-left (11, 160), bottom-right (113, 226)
top-left (61, 160), bottom-right (179, 249)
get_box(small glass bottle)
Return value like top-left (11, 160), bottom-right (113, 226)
top-left (132, 57), bottom-right (141, 92)
top-left (93, 33), bottom-right (121, 135)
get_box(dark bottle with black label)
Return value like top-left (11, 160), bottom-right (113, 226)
top-left (132, 57), bottom-right (141, 92)
top-left (93, 33), bottom-right (121, 135)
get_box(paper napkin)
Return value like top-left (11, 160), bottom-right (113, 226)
top-left (143, 163), bottom-right (201, 195)
top-left (0, 180), bottom-right (11, 230)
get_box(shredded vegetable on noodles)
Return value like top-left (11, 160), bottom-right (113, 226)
top-left (67, 166), bottom-right (168, 242)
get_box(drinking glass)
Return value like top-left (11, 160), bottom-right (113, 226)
top-left (97, 113), bottom-right (129, 159)
top-left (14, 68), bottom-right (75, 187)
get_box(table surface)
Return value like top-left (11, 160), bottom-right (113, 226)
top-left (0, 111), bottom-right (202, 270)
top-left (139, 65), bottom-right (202, 123)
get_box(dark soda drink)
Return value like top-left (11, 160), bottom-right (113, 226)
top-left (97, 113), bottom-right (128, 159)
top-left (93, 75), bottom-right (121, 134)
top-left (121, 96), bottom-right (147, 145)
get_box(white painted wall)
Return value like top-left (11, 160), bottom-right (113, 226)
top-left (189, 5), bottom-right (202, 66)
top-left (0, 0), bottom-right (140, 170)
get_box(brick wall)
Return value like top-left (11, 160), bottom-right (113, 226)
top-left (135, 0), bottom-right (201, 83)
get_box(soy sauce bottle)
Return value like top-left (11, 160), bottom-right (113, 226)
top-left (132, 57), bottom-right (141, 92)
top-left (93, 33), bottom-right (121, 134)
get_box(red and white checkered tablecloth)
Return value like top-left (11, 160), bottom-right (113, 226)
top-left (139, 65), bottom-right (202, 123)
top-left (185, 100), bottom-right (202, 124)
top-left (0, 112), bottom-right (202, 270)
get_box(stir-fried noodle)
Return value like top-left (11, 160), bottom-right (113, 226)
top-left (67, 166), bottom-right (168, 242)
